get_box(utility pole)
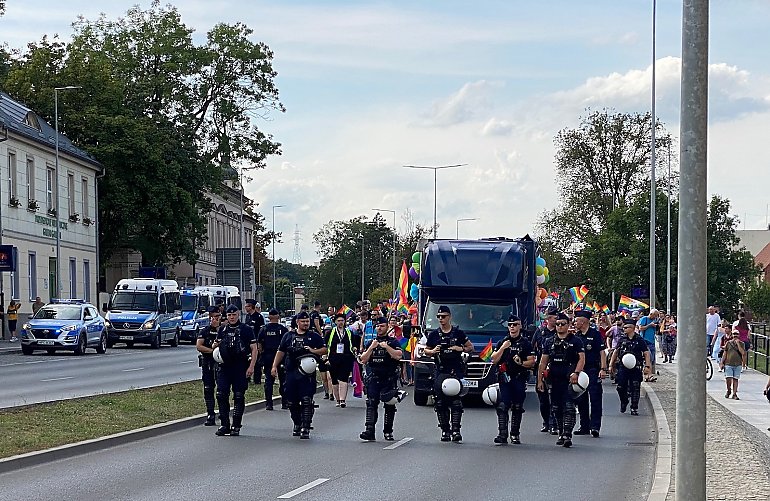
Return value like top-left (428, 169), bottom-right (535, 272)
top-left (404, 164), bottom-right (466, 239)
top-left (667, 142), bottom-right (672, 314)
top-left (649, 0), bottom-right (658, 309)
top-left (676, 1), bottom-right (709, 499)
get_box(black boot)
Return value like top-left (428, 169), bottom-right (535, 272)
top-left (510, 404), bottom-right (524, 441)
top-left (383, 404), bottom-right (396, 441)
top-left (203, 384), bottom-right (216, 421)
top-left (361, 400), bottom-right (378, 441)
top-left (450, 400), bottom-right (463, 443)
top-left (300, 396), bottom-right (314, 439)
top-left (494, 405), bottom-right (509, 445)
top-left (436, 405), bottom-right (451, 442)
top-left (204, 415), bottom-right (216, 426)
top-left (216, 391), bottom-right (230, 435)
top-left (290, 403), bottom-right (302, 436)
top-left (232, 391), bottom-right (245, 430)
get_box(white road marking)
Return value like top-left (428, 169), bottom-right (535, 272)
top-left (40, 376), bottom-right (74, 382)
top-left (383, 437), bottom-right (413, 450)
top-left (122, 368), bottom-right (145, 372)
top-left (277, 478), bottom-right (330, 499)
top-left (179, 360), bottom-right (196, 364)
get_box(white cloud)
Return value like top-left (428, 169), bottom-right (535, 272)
top-left (481, 118), bottom-right (515, 137)
top-left (418, 80), bottom-right (503, 127)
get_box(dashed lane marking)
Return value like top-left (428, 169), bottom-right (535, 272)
top-left (40, 376), bottom-right (74, 382)
top-left (179, 360), bottom-right (196, 364)
top-left (383, 437), bottom-right (414, 450)
top-left (277, 478), bottom-right (330, 499)
top-left (122, 368), bottom-right (145, 372)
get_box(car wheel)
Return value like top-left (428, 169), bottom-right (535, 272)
top-left (169, 328), bottom-right (179, 347)
top-left (74, 332), bottom-right (87, 355)
top-left (96, 332), bottom-right (107, 354)
top-left (21, 345), bottom-right (33, 355)
top-left (106, 339), bottom-right (115, 349)
top-left (151, 330), bottom-right (161, 349)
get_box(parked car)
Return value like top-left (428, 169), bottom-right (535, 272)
top-left (20, 299), bottom-right (107, 355)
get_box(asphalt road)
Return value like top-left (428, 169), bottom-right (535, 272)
top-left (1, 382), bottom-right (656, 500)
top-left (0, 344), bottom-right (201, 408)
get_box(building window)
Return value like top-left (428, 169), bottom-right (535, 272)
top-left (69, 258), bottom-right (77, 298)
top-left (28, 253), bottom-right (37, 301)
top-left (10, 271), bottom-right (19, 300)
top-left (83, 260), bottom-right (91, 302)
top-left (68, 172), bottom-right (75, 216)
top-left (81, 177), bottom-right (89, 218)
top-left (8, 152), bottom-right (17, 201)
top-left (46, 167), bottom-right (55, 212)
top-left (26, 157), bottom-right (35, 203)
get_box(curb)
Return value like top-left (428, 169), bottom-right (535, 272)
top-left (0, 346), bottom-right (21, 356)
top-left (0, 386), bottom-right (322, 474)
top-left (642, 382), bottom-right (672, 501)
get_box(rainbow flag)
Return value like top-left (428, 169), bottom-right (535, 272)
top-left (352, 362), bottom-right (363, 398)
top-left (479, 339), bottom-right (493, 362)
top-left (399, 337), bottom-right (409, 350)
top-left (569, 285), bottom-right (589, 303)
top-left (618, 295), bottom-right (649, 311)
top-left (338, 304), bottom-right (353, 318)
top-left (584, 302), bottom-right (595, 312)
top-left (602, 304), bottom-right (611, 314)
top-left (395, 261), bottom-right (409, 305)
top-left (592, 301), bottom-right (601, 313)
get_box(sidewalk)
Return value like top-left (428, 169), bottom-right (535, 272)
top-left (0, 338), bottom-right (21, 355)
top-left (647, 355), bottom-right (770, 500)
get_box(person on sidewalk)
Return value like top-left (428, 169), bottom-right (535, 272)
top-left (573, 310), bottom-right (607, 438)
top-left (721, 330), bottom-right (746, 400)
top-left (712, 320), bottom-right (730, 364)
top-left (7, 300), bottom-right (20, 342)
top-left (734, 317), bottom-right (751, 369)
top-left (706, 306), bottom-right (721, 357)
top-left (609, 318), bottom-right (651, 415)
top-left (661, 319), bottom-right (677, 363)
top-left (637, 309), bottom-right (660, 381)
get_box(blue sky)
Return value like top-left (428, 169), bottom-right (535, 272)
top-left (4, 1), bottom-right (770, 262)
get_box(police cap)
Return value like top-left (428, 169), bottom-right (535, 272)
top-left (375, 317), bottom-right (389, 325)
top-left (574, 310), bottom-right (592, 319)
top-left (296, 311), bottom-right (310, 320)
top-left (556, 312), bottom-right (570, 322)
top-left (437, 305), bottom-right (451, 315)
top-left (623, 318), bottom-right (637, 326)
top-left (507, 314), bottom-right (521, 323)
top-left (268, 308), bottom-right (280, 316)
top-left (208, 306), bottom-right (221, 314)
top-left (245, 299), bottom-right (257, 306)
top-left (545, 308), bottom-right (559, 317)
top-left (225, 304), bottom-right (239, 314)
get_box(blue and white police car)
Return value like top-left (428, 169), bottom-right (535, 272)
top-left (20, 299), bottom-right (107, 356)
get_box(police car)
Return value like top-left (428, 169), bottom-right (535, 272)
top-left (20, 299), bottom-right (107, 355)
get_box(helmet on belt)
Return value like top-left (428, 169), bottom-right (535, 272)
top-left (212, 347), bottom-right (224, 364)
top-left (298, 355), bottom-right (318, 376)
top-left (458, 378), bottom-right (471, 397)
top-left (569, 371), bottom-right (590, 399)
top-left (381, 388), bottom-right (401, 405)
top-left (482, 383), bottom-right (500, 406)
top-left (622, 353), bottom-right (637, 370)
top-left (441, 377), bottom-right (462, 397)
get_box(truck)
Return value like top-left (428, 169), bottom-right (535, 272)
top-left (179, 288), bottom-right (215, 343)
top-left (412, 236), bottom-right (539, 405)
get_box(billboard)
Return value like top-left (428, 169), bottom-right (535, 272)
top-left (0, 245), bottom-right (17, 272)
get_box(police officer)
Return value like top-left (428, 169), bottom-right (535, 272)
top-left (244, 300), bottom-right (265, 385)
top-left (573, 310), bottom-right (607, 437)
top-left (532, 308), bottom-right (558, 434)
top-left (609, 318), bottom-right (651, 415)
top-left (272, 311), bottom-right (327, 439)
top-left (537, 312), bottom-right (585, 448)
top-left (424, 305), bottom-right (474, 443)
top-left (211, 304), bottom-right (257, 436)
top-left (359, 316), bottom-right (403, 441)
top-left (195, 306), bottom-right (222, 426)
top-left (258, 308), bottom-right (289, 410)
top-left (490, 314), bottom-right (536, 445)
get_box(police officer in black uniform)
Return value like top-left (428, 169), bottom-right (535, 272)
top-left (272, 311), bottom-right (327, 439)
top-left (211, 304), bottom-right (257, 436)
top-left (490, 314), bottom-right (536, 445)
top-left (532, 308), bottom-right (558, 434)
top-left (537, 312), bottom-right (585, 448)
top-left (424, 305), bottom-right (474, 443)
top-left (244, 299), bottom-right (265, 385)
top-left (258, 308), bottom-right (289, 410)
top-left (359, 316), bottom-right (403, 442)
top-left (573, 310), bottom-right (608, 438)
top-left (609, 318), bottom-right (651, 415)
top-left (195, 306), bottom-right (222, 426)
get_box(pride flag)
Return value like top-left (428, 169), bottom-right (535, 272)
top-left (602, 304), bottom-right (611, 314)
top-left (352, 362), bottom-right (363, 398)
top-left (338, 304), bottom-right (353, 318)
top-left (618, 295), bottom-right (649, 311)
top-left (592, 301), bottom-right (601, 313)
top-left (479, 339), bottom-right (493, 362)
top-left (395, 261), bottom-right (409, 306)
top-left (399, 337), bottom-right (409, 350)
top-left (569, 285), bottom-right (589, 303)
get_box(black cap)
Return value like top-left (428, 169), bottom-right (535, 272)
top-left (507, 314), bottom-right (521, 323)
top-left (574, 310), bottom-right (592, 319)
top-left (268, 308), bottom-right (280, 316)
top-left (225, 304), bottom-right (239, 314)
top-left (296, 311), bottom-right (310, 320)
top-left (556, 312), bottom-right (570, 322)
top-left (314, 300), bottom-right (321, 307)
top-left (375, 317), bottom-right (389, 325)
top-left (208, 306), bottom-right (221, 314)
top-left (245, 299), bottom-right (257, 306)
top-left (546, 308), bottom-right (559, 316)
top-left (437, 305), bottom-right (451, 315)
top-left (300, 304), bottom-right (309, 311)
top-left (623, 318), bottom-right (637, 326)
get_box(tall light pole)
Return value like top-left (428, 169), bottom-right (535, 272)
top-left (359, 234), bottom-right (365, 302)
top-left (649, 0), bottom-right (658, 309)
top-left (372, 208), bottom-right (396, 292)
top-left (271, 205), bottom-right (283, 309)
top-left (666, 141), bottom-right (672, 314)
top-left (404, 164), bottom-right (466, 239)
top-left (456, 217), bottom-right (477, 239)
top-left (238, 165), bottom-right (257, 297)
top-left (54, 86), bottom-right (81, 299)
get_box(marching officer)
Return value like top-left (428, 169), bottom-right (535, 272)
top-left (271, 311), bottom-right (327, 439)
top-left (490, 314), bottom-right (536, 445)
top-left (359, 316), bottom-right (403, 441)
top-left (424, 305), bottom-right (474, 443)
top-left (258, 308), bottom-right (289, 410)
top-left (573, 310), bottom-right (607, 438)
top-left (244, 300), bottom-right (265, 385)
top-left (537, 312), bottom-right (585, 448)
top-left (609, 318), bottom-right (651, 415)
top-left (212, 304), bottom-right (257, 436)
top-left (195, 306), bottom-right (222, 426)
top-left (532, 308), bottom-right (558, 434)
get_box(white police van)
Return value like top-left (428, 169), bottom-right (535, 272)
top-left (104, 278), bottom-right (182, 349)
top-left (194, 285), bottom-right (241, 311)
top-left (179, 288), bottom-right (214, 343)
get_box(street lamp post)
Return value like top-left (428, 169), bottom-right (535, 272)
top-left (54, 86), bottom-right (81, 299)
top-left (456, 217), bottom-right (477, 239)
top-left (372, 208), bottom-right (396, 292)
top-left (239, 165), bottom-right (257, 298)
top-left (271, 205), bottom-right (283, 309)
top-left (359, 234), bottom-right (365, 302)
top-left (404, 164), bottom-right (466, 239)
top-left (649, 0), bottom-right (658, 309)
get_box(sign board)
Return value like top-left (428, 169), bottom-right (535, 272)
top-left (0, 245), bottom-right (18, 272)
top-left (138, 266), bottom-right (167, 279)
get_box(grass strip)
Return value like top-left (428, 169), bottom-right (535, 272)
top-left (0, 380), bottom-right (266, 459)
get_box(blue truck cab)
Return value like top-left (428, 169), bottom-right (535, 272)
top-left (179, 289), bottom-right (214, 342)
top-left (104, 278), bottom-right (182, 349)
top-left (412, 237), bottom-right (538, 405)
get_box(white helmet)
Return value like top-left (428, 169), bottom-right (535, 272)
top-left (622, 353), bottom-right (637, 370)
top-left (298, 356), bottom-right (318, 376)
top-left (441, 377), bottom-right (462, 397)
top-left (570, 371), bottom-right (590, 397)
top-left (482, 383), bottom-right (500, 406)
top-left (212, 347), bottom-right (224, 364)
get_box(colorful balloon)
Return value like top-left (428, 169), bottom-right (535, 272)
top-left (536, 265), bottom-right (544, 276)
top-left (543, 266), bottom-right (549, 277)
top-left (412, 262), bottom-right (420, 273)
top-left (412, 252), bottom-right (421, 263)
top-left (536, 256), bottom-right (546, 268)
top-left (409, 283), bottom-right (419, 300)
top-left (536, 274), bottom-right (546, 285)
top-left (408, 266), bottom-right (419, 280)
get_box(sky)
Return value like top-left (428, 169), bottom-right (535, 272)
top-left (3, 1), bottom-right (770, 263)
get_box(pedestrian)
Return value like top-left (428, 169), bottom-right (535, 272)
top-left (196, 306), bottom-right (222, 426)
top-left (355, 309), bottom-right (375, 351)
top-left (661, 319), bottom-right (677, 363)
top-left (244, 299), bottom-right (265, 385)
top-left (537, 312), bottom-right (585, 448)
top-left (325, 306), bottom-right (335, 327)
top-left (734, 317), bottom-right (751, 369)
top-left (31, 296), bottom-right (45, 316)
top-left (531, 308), bottom-right (558, 434)
top-left (637, 309), bottom-right (660, 381)
top-left (211, 304), bottom-right (257, 436)
top-left (609, 318), bottom-right (651, 415)
top-left (359, 316), bottom-right (403, 441)
top-left (271, 311), bottom-right (327, 439)
top-left (712, 319), bottom-right (730, 363)
top-left (721, 330), bottom-right (746, 400)
top-left (706, 306), bottom-right (721, 357)
top-left (490, 314), bottom-right (536, 445)
top-left (258, 308), bottom-right (289, 410)
top-left (423, 305), bottom-right (474, 443)
top-left (573, 310), bottom-right (607, 437)
top-left (7, 299), bottom-right (20, 342)
top-left (326, 313), bottom-right (359, 407)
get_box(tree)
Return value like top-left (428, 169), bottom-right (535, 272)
top-left (745, 281), bottom-right (770, 321)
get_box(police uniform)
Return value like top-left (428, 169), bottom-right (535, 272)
top-left (532, 317), bottom-right (558, 433)
top-left (574, 311), bottom-right (605, 436)
top-left (493, 316), bottom-right (533, 445)
top-left (197, 308), bottom-right (219, 426)
top-left (425, 306), bottom-right (470, 443)
top-left (360, 320), bottom-right (403, 442)
top-left (277, 312), bottom-right (325, 439)
top-left (615, 321), bottom-right (649, 415)
top-left (542, 328), bottom-right (584, 446)
top-left (245, 300), bottom-right (265, 385)
top-left (258, 310), bottom-right (288, 410)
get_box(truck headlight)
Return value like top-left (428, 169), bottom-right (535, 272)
top-left (143, 320), bottom-right (155, 330)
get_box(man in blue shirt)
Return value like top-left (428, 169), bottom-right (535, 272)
top-left (637, 309), bottom-right (660, 381)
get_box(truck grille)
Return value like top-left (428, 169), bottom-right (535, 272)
top-left (113, 322), bottom-right (143, 330)
top-left (32, 329), bottom-right (59, 339)
top-left (465, 361), bottom-right (494, 380)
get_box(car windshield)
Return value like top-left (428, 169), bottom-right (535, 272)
top-left (180, 295), bottom-right (198, 311)
top-left (111, 291), bottom-right (157, 311)
top-left (423, 302), bottom-right (514, 332)
top-left (34, 305), bottom-right (82, 321)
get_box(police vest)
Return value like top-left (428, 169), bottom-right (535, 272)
top-left (435, 328), bottom-right (465, 369)
top-left (218, 323), bottom-right (251, 363)
top-left (200, 327), bottom-right (218, 359)
top-left (367, 336), bottom-right (400, 377)
top-left (618, 336), bottom-right (646, 368)
top-left (498, 336), bottom-right (532, 379)
top-left (548, 334), bottom-right (581, 374)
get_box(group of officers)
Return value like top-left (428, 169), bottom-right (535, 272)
top-left (194, 301), bottom-right (652, 447)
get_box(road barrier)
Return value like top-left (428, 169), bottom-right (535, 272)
top-left (748, 323), bottom-right (769, 375)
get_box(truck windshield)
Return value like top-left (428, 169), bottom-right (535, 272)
top-left (34, 305), bottom-right (82, 321)
top-left (111, 292), bottom-right (157, 311)
top-left (423, 302), bottom-right (514, 333)
top-left (180, 295), bottom-right (199, 312)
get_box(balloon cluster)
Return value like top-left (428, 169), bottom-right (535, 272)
top-left (409, 252), bottom-right (421, 301)
top-left (535, 255), bottom-right (550, 286)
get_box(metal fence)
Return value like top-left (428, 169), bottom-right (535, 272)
top-left (748, 323), bottom-right (770, 375)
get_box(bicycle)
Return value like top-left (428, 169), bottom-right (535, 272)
top-left (705, 356), bottom-right (713, 381)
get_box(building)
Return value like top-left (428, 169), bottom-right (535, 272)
top-left (0, 91), bottom-right (102, 318)
top-left (735, 230), bottom-right (770, 283)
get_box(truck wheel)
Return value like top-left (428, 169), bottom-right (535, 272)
top-left (151, 330), bottom-right (161, 349)
top-left (169, 329), bottom-right (179, 347)
top-left (21, 345), bottom-right (33, 355)
top-left (413, 390), bottom-right (429, 406)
